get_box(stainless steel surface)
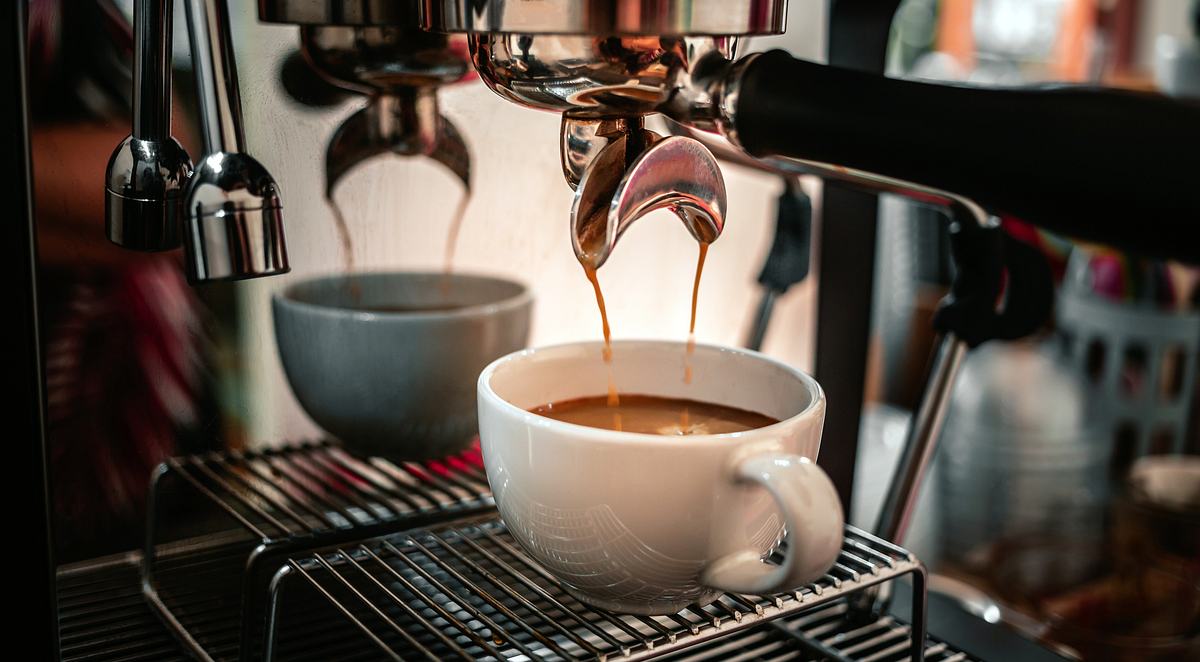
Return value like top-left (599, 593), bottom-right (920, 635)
top-left (185, 0), bottom-right (244, 155)
top-left (133, 0), bottom-right (172, 140)
top-left (105, 136), bottom-right (193, 250)
top-left (469, 34), bottom-right (735, 118)
top-left (850, 335), bottom-right (968, 619)
top-left (260, 0), bottom-right (419, 26)
top-left (266, 514), bottom-right (928, 661)
top-left (324, 88), bottom-right (471, 195)
top-left (299, 26), bottom-right (473, 196)
top-left (143, 440), bottom-right (495, 661)
top-left (875, 335), bottom-right (969, 546)
top-left (183, 0), bottom-right (288, 282)
top-left (301, 25), bottom-right (470, 91)
top-left (104, 0), bottom-right (193, 251)
top-left (570, 123), bottom-right (725, 268)
top-left (421, 0), bottom-right (788, 36)
top-left (139, 441), bottom-right (935, 662)
top-left (58, 557), bottom-right (190, 662)
top-left (664, 600), bottom-right (975, 662)
top-left (59, 558), bottom-right (969, 662)
top-left (447, 21), bottom-right (744, 272)
top-left (561, 116), bottom-right (628, 191)
top-left (183, 152), bottom-right (288, 282)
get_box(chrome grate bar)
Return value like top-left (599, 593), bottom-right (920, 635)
top-left (142, 440), bottom-right (495, 661)
top-left (267, 515), bottom-right (929, 661)
top-left (59, 552), bottom-right (971, 662)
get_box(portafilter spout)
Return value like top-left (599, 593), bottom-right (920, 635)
top-left (296, 25), bottom-right (474, 198)
top-left (566, 117), bottom-right (725, 268)
top-left (104, 0), bottom-right (193, 251)
top-left (182, 0), bottom-right (288, 283)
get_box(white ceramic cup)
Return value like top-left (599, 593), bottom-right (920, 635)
top-left (477, 340), bottom-right (843, 614)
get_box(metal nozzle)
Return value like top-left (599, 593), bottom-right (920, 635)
top-left (105, 0), bottom-right (193, 251)
top-left (184, 152), bottom-right (287, 282)
top-left (297, 25), bottom-right (473, 197)
top-left (325, 90), bottom-right (470, 197)
top-left (567, 118), bottom-right (725, 269)
top-left (422, 0), bottom-right (786, 35)
top-left (260, 0), bottom-right (417, 26)
top-left (182, 0), bottom-right (288, 282)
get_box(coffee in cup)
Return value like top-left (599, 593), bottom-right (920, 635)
top-left (530, 394), bottom-right (777, 435)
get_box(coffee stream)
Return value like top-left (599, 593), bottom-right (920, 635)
top-left (685, 242), bottom-right (709, 385)
top-left (328, 196), bottom-right (362, 301)
top-left (327, 189), bottom-right (472, 304)
top-left (442, 194), bottom-right (471, 282)
top-left (581, 240), bottom-right (711, 435)
top-left (583, 264), bottom-right (622, 431)
top-left (681, 242), bottom-right (709, 432)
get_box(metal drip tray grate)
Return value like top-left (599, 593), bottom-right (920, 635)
top-left (57, 553), bottom-right (970, 662)
top-left (268, 515), bottom-right (929, 661)
top-left (661, 601), bottom-right (974, 662)
top-left (150, 440), bottom-right (492, 540)
top-left (144, 441), bottom-right (495, 661)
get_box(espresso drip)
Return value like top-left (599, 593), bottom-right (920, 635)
top-left (682, 242), bottom-right (709, 430)
top-left (327, 196), bottom-right (362, 302)
top-left (440, 192), bottom-right (471, 295)
top-left (582, 264), bottom-right (621, 430)
top-left (685, 242), bottom-right (708, 385)
top-left (579, 237), bottom-right (711, 433)
top-left (443, 193), bottom-right (470, 276)
top-left (329, 189), bottom-right (472, 301)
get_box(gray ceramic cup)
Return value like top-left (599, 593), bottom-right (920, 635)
top-left (273, 272), bottom-right (532, 460)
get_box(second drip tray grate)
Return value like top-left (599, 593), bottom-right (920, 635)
top-left (268, 515), bottom-right (928, 661)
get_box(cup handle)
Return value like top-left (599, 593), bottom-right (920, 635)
top-left (701, 454), bottom-right (844, 595)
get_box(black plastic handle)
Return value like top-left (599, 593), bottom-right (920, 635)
top-left (734, 50), bottom-right (1200, 265)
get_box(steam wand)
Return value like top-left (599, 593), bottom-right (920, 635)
top-left (850, 206), bottom-right (1054, 621)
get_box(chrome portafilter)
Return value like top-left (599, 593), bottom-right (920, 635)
top-left (565, 117), bottom-right (725, 268)
top-left (297, 25), bottom-right (473, 197)
top-left (446, 23), bottom-right (751, 266)
top-left (321, 80), bottom-right (470, 198)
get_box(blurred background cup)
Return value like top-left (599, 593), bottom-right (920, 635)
top-left (936, 339), bottom-right (1111, 576)
top-left (273, 272), bottom-right (531, 460)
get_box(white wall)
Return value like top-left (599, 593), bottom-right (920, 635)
top-left (231, 3), bottom-right (831, 447)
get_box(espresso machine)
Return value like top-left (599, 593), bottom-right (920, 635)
top-left (13, 0), bottom-right (1200, 660)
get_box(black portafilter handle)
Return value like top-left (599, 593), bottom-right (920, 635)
top-left (732, 50), bottom-right (1200, 265)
